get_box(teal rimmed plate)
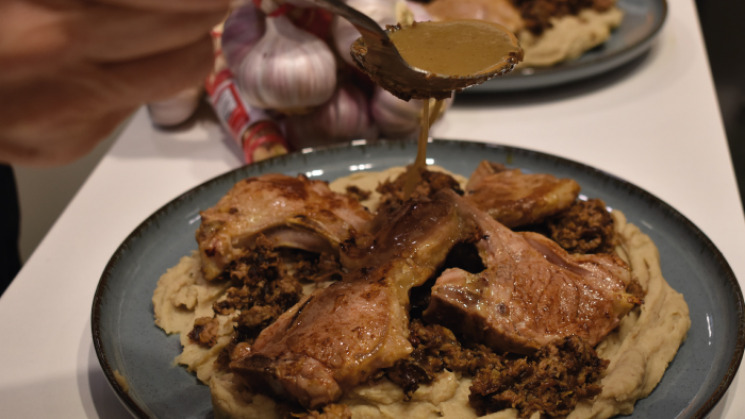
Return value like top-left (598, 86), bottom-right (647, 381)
top-left (92, 139), bottom-right (743, 418)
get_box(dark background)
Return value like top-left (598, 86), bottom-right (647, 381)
top-left (695, 1), bottom-right (745, 214)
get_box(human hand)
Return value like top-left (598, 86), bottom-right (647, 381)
top-left (0, 0), bottom-right (232, 165)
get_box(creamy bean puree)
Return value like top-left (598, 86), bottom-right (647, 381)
top-left (153, 166), bottom-right (690, 419)
top-left (518, 8), bottom-right (624, 67)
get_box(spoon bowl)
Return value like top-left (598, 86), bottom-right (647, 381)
top-left (304, 0), bottom-right (523, 100)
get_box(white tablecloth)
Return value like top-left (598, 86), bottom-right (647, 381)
top-left (1, 0), bottom-right (742, 417)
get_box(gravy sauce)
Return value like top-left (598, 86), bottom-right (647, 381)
top-left (389, 20), bottom-right (522, 77)
top-left (390, 20), bottom-right (521, 197)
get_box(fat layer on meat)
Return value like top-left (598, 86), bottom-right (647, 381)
top-left (196, 174), bottom-right (372, 280)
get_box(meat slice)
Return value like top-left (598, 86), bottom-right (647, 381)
top-left (229, 194), bottom-right (468, 408)
top-left (425, 191), bottom-right (638, 354)
top-left (196, 174), bottom-right (372, 280)
top-left (464, 160), bottom-right (580, 228)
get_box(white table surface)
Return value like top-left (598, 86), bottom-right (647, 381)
top-left (1, 0), bottom-right (743, 417)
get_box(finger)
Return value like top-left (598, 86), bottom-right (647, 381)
top-left (0, 75), bottom-right (137, 165)
top-left (96, 33), bottom-right (215, 103)
top-left (72, 7), bottom-right (226, 62)
top-left (33, 106), bottom-right (136, 166)
top-left (0, 106), bottom-right (136, 166)
top-left (91, 0), bottom-right (233, 13)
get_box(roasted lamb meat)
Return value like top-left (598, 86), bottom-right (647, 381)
top-left (229, 192), bottom-right (470, 408)
top-left (196, 174), bottom-right (372, 280)
top-left (214, 167), bottom-right (639, 411)
top-left (425, 191), bottom-right (639, 354)
top-left (464, 160), bottom-right (580, 228)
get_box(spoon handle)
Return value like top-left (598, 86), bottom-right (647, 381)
top-left (231, 0), bottom-right (390, 46)
top-left (301, 0), bottom-right (390, 46)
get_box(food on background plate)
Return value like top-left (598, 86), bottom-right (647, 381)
top-left (153, 161), bottom-right (690, 418)
top-left (412, 0), bottom-right (624, 67)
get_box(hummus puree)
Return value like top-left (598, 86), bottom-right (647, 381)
top-left (422, 0), bottom-right (624, 67)
top-left (153, 167), bottom-right (690, 419)
top-left (517, 8), bottom-right (624, 67)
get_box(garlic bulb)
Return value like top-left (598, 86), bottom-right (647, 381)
top-left (221, 4), bottom-right (266, 73)
top-left (332, 0), bottom-right (400, 66)
top-left (370, 87), bottom-right (420, 138)
top-left (370, 86), bottom-right (452, 139)
top-left (237, 14), bottom-right (337, 114)
top-left (283, 81), bottom-right (374, 148)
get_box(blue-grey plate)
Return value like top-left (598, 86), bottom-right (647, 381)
top-left (92, 139), bottom-right (743, 418)
top-left (467, 0), bottom-right (668, 92)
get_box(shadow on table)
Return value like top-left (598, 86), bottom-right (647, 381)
top-left (84, 344), bottom-right (133, 419)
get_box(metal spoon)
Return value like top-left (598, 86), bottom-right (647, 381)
top-left (302, 0), bottom-right (522, 100)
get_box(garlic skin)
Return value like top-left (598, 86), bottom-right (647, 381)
top-left (237, 14), bottom-right (337, 114)
top-left (221, 4), bottom-right (266, 73)
top-left (283, 81), bottom-right (374, 149)
top-left (147, 86), bottom-right (202, 127)
top-left (332, 0), bottom-right (400, 66)
top-left (370, 86), bottom-right (452, 139)
top-left (370, 87), bottom-right (420, 138)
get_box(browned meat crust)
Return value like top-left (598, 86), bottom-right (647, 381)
top-left (464, 161), bottom-right (581, 228)
top-left (375, 166), bottom-right (464, 217)
top-left (546, 198), bottom-right (616, 254)
top-left (377, 167), bottom-right (464, 202)
top-left (469, 335), bottom-right (607, 418)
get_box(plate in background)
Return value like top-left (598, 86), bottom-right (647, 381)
top-left (467, 0), bottom-right (668, 92)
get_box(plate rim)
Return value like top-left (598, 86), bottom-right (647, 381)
top-left (467, 0), bottom-right (669, 92)
top-left (91, 138), bottom-right (744, 418)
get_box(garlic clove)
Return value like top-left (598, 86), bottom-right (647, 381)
top-left (237, 14), bottom-right (338, 114)
top-left (283, 81), bottom-right (375, 149)
top-left (370, 86), bottom-right (452, 139)
top-left (370, 86), bottom-right (420, 139)
top-left (221, 4), bottom-right (266, 73)
top-left (147, 86), bottom-right (203, 127)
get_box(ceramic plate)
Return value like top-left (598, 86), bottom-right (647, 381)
top-left (92, 139), bottom-right (743, 418)
top-left (466, 0), bottom-right (668, 92)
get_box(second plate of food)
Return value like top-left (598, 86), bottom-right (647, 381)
top-left (466, 0), bottom-right (668, 92)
